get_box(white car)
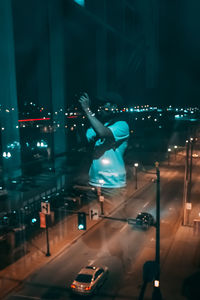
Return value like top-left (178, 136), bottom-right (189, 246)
top-left (70, 265), bottom-right (109, 295)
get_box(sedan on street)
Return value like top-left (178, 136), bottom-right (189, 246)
top-left (70, 265), bottom-right (109, 296)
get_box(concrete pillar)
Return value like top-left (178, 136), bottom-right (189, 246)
top-left (47, 0), bottom-right (67, 169)
top-left (96, 0), bottom-right (107, 97)
top-left (114, 0), bottom-right (126, 85)
top-left (142, 0), bottom-right (159, 89)
top-left (0, 0), bottom-right (21, 181)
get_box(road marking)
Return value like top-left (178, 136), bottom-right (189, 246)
top-left (143, 201), bottom-right (149, 208)
top-left (12, 295), bottom-right (40, 300)
top-left (120, 224), bottom-right (128, 233)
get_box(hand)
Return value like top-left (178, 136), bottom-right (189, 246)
top-left (79, 92), bottom-right (90, 112)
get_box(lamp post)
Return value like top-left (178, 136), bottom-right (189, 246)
top-left (174, 145), bottom-right (177, 160)
top-left (183, 140), bottom-right (189, 225)
top-left (153, 161), bottom-right (162, 300)
top-left (134, 163), bottom-right (139, 189)
top-left (98, 179), bottom-right (105, 215)
top-left (41, 202), bottom-right (51, 256)
top-left (45, 214), bottom-right (51, 256)
top-left (167, 148), bottom-right (171, 166)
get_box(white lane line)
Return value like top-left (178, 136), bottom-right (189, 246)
top-left (143, 201), bottom-right (149, 208)
top-left (120, 224), bottom-right (128, 233)
top-left (12, 295), bottom-right (40, 300)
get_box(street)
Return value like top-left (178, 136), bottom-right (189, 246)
top-left (4, 162), bottom-right (187, 300)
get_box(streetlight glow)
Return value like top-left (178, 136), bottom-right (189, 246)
top-left (154, 280), bottom-right (160, 287)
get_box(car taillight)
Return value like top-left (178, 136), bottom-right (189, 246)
top-left (70, 284), bottom-right (76, 289)
top-left (85, 286), bottom-right (91, 291)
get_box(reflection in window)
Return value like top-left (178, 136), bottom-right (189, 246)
top-left (74, 0), bottom-right (84, 6)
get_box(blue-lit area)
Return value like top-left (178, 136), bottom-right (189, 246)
top-left (74, 0), bottom-right (84, 6)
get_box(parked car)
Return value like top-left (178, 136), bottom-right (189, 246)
top-left (135, 212), bottom-right (155, 230)
top-left (70, 265), bottom-right (109, 296)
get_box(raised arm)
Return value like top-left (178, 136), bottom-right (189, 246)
top-left (79, 93), bottom-right (114, 139)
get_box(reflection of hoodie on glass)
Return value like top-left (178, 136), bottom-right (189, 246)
top-left (86, 121), bottom-right (129, 188)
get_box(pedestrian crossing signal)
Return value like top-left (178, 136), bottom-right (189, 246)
top-left (78, 212), bottom-right (86, 230)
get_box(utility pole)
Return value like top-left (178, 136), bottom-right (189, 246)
top-left (188, 138), bottom-right (194, 200)
top-left (138, 163), bottom-right (162, 300)
top-left (174, 145), bottom-right (177, 160)
top-left (41, 202), bottom-right (51, 256)
top-left (167, 148), bottom-right (171, 166)
top-left (134, 163), bottom-right (139, 189)
top-left (183, 140), bottom-right (190, 225)
top-left (45, 214), bottom-right (51, 256)
top-left (152, 162), bottom-right (162, 300)
top-left (97, 185), bottom-right (104, 215)
top-left (155, 164), bottom-right (160, 268)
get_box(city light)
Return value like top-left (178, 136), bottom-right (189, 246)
top-left (2, 151), bottom-right (11, 159)
top-left (154, 280), bottom-right (160, 287)
top-left (18, 118), bottom-right (50, 122)
top-left (37, 140), bottom-right (48, 148)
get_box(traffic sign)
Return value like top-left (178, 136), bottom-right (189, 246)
top-left (186, 202), bottom-right (192, 210)
top-left (90, 209), bottom-right (99, 220)
top-left (99, 195), bottom-right (104, 202)
top-left (41, 202), bottom-right (51, 214)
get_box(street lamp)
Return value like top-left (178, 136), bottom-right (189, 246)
top-left (174, 145), bottom-right (177, 160)
top-left (134, 163), bottom-right (139, 189)
top-left (153, 162), bottom-right (162, 300)
top-left (167, 148), bottom-right (171, 166)
top-left (98, 179), bottom-right (105, 215)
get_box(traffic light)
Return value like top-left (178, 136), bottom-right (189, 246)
top-left (31, 217), bottom-right (38, 226)
top-left (78, 212), bottom-right (86, 230)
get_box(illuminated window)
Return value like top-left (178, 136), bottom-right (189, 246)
top-left (74, 0), bottom-right (84, 6)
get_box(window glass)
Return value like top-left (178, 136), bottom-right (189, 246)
top-left (75, 274), bottom-right (92, 283)
top-left (94, 269), bottom-right (103, 280)
top-left (74, 0), bottom-right (85, 6)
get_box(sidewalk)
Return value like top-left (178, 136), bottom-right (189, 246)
top-left (0, 170), bottom-right (153, 299)
top-left (117, 222), bottom-right (200, 300)
top-left (160, 225), bottom-right (200, 300)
